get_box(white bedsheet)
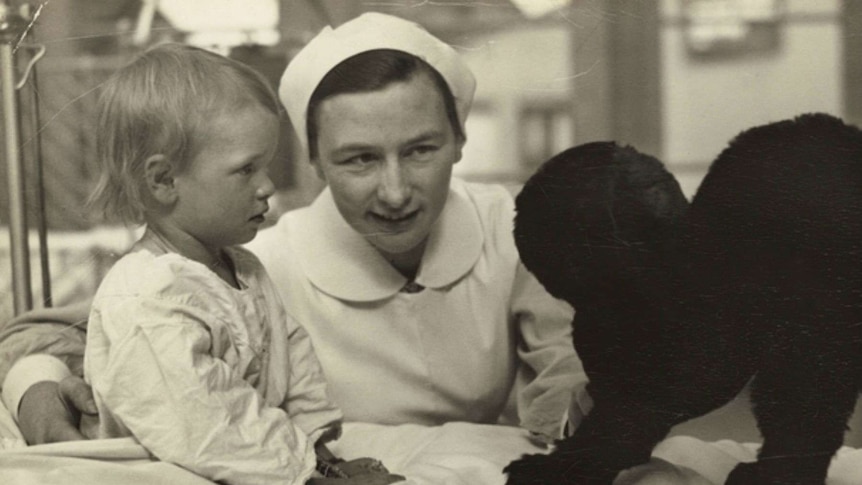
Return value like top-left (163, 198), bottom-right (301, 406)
top-left (2, 399), bottom-right (861, 485)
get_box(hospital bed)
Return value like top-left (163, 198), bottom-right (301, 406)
top-left (3, 397), bottom-right (862, 485)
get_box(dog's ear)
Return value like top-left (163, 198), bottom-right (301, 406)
top-left (514, 142), bottom-right (687, 305)
top-left (689, 112), bottom-right (862, 248)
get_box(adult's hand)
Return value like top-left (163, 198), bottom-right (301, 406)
top-left (17, 375), bottom-right (97, 445)
top-left (614, 458), bottom-right (713, 485)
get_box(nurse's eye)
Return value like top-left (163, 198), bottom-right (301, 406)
top-left (341, 153), bottom-right (379, 166)
top-left (405, 144), bottom-right (439, 160)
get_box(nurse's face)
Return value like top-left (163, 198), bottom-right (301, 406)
top-left (312, 71), bottom-right (464, 269)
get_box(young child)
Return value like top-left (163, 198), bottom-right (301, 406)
top-left (82, 43), bottom-right (398, 485)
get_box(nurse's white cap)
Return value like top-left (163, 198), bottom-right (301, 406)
top-left (279, 12), bottom-right (476, 156)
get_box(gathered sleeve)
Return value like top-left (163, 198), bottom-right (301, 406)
top-left (87, 295), bottom-right (315, 485)
top-left (510, 261), bottom-right (588, 442)
top-left (281, 311), bottom-right (342, 444)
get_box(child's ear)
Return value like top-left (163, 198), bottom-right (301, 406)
top-left (144, 155), bottom-right (178, 205)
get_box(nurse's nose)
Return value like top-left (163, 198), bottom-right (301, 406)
top-left (377, 159), bottom-right (410, 209)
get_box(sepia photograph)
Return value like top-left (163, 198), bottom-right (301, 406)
top-left (0, 1), bottom-right (860, 484)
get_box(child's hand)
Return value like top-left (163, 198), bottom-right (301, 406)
top-left (338, 458), bottom-right (391, 477)
top-left (311, 441), bottom-right (404, 483)
top-left (307, 472), bottom-right (406, 484)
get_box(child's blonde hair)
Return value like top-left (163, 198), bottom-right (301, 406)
top-left (88, 43), bottom-right (280, 224)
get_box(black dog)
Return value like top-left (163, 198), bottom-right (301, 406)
top-left (505, 113), bottom-right (862, 485)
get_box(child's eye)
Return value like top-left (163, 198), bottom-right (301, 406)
top-left (238, 164), bottom-right (255, 175)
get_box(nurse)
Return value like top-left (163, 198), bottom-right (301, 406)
top-left (247, 12), bottom-right (585, 437)
top-left (2, 13), bottom-right (585, 446)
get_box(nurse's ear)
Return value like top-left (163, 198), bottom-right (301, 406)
top-left (453, 133), bottom-right (466, 164)
top-left (144, 154), bottom-right (179, 205)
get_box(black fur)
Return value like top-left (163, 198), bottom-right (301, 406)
top-left (505, 113), bottom-right (862, 485)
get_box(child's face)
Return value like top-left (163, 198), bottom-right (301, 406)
top-left (172, 106), bottom-right (278, 250)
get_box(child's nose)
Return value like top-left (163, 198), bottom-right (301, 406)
top-left (257, 173), bottom-right (275, 199)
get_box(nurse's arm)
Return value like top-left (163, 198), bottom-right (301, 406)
top-left (0, 300), bottom-right (93, 444)
top-left (510, 262), bottom-right (588, 442)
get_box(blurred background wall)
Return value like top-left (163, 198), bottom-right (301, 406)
top-left (1, 0), bottom-right (860, 444)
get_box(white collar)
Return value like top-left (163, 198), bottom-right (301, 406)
top-left (289, 178), bottom-right (483, 302)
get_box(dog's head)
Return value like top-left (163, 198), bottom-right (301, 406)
top-left (514, 142), bottom-right (688, 306)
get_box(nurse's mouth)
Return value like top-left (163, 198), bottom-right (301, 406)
top-left (371, 210), bottom-right (418, 228)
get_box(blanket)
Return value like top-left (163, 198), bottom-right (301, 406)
top-left (3, 399), bottom-right (862, 485)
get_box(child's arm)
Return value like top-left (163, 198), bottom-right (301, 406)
top-left (510, 262), bottom-right (585, 442)
top-left (89, 296), bottom-right (316, 485)
top-left (280, 314), bottom-right (342, 442)
top-left (283, 318), bottom-right (403, 483)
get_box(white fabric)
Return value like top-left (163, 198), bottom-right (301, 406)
top-left (83, 246), bottom-right (341, 485)
top-left (247, 178), bottom-right (585, 441)
top-left (1, 354), bottom-right (71, 421)
top-left (0, 421), bottom-right (542, 485)
top-left (330, 422), bottom-right (547, 484)
top-left (0, 392), bottom-right (25, 449)
top-left (0, 300), bottom-right (91, 419)
top-left (647, 436), bottom-right (862, 485)
top-left (279, 12), bottom-right (476, 156)
top-left (2, 413), bottom-right (862, 485)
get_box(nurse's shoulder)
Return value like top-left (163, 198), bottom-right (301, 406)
top-left (244, 206), bottom-right (309, 272)
top-left (454, 178), bottom-right (519, 253)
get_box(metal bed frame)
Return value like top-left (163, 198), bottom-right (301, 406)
top-left (1, 0), bottom-right (50, 316)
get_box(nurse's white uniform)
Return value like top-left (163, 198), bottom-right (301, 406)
top-left (248, 177), bottom-right (585, 441)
